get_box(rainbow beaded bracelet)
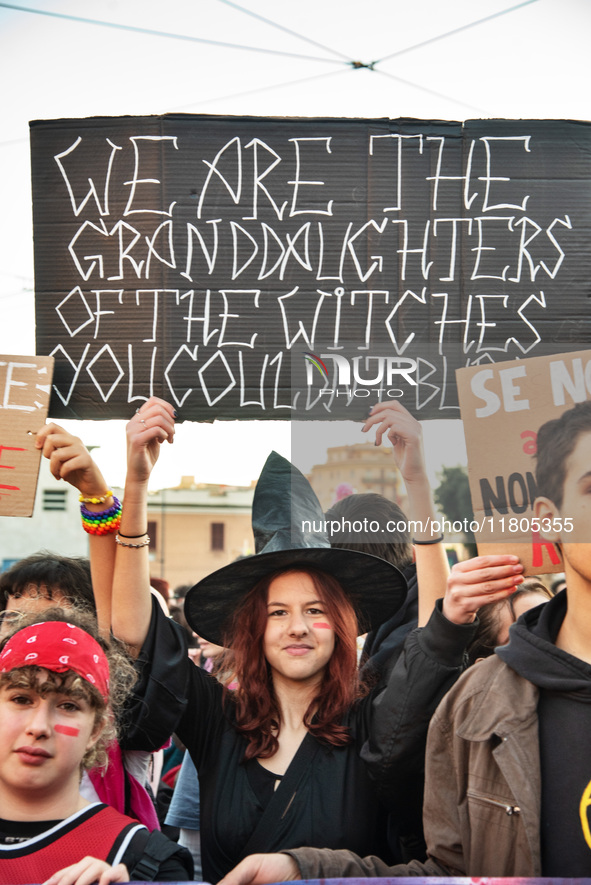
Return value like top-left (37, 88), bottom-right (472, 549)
top-left (79, 490), bottom-right (113, 505)
top-left (80, 497), bottom-right (122, 535)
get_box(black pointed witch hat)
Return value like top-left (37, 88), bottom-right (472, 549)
top-left (184, 452), bottom-right (407, 645)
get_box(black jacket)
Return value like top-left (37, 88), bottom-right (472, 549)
top-left (361, 598), bottom-right (477, 859)
top-left (122, 601), bottom-right (406, 881)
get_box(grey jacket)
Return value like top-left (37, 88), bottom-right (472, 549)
top-left (287, 653), bottom-right (542, 878)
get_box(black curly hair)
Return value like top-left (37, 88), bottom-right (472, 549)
top-left (0, 553), bottom-right (95, 613)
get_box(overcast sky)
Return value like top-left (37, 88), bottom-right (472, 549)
top-left (0, 0), bottom-right (589, 488)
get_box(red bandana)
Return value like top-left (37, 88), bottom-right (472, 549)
top-left (0, 622), bottom-right (109, 700)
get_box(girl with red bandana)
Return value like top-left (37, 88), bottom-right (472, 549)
top-left (0, 610), bottom-right (192, 885)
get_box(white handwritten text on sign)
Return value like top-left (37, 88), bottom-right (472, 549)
top-left (30, 116), bottom-right (591, 420)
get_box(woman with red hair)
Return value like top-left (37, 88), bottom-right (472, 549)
top-left (228, 566), bottom-right (366, 762)
top-left (108, 399), bottom-right (413, 883)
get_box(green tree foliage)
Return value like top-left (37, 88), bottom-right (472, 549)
top-left (434, 466), bottom-right (476, 553)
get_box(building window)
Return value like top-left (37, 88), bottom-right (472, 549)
top-left (147, 520), bottom-right (157, 552)
top-left (211, 522), bottom-right (225, 551)
top-left (42, 489), bottom-right (67, 511)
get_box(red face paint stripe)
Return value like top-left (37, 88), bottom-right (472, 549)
top-left (54, 724), bottom-right (80, 737)
top-left (313, 622), bottom-right (331, 629)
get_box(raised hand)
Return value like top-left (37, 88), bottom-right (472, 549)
top-left (126, 397), bottom-right (176, 485)
top-left (443, 554), bottom-right (524, 625)
top-left (35, 424), bottom-right (109, 500)
top-left (362, 401), bottom-right (426, 486)
top-left (111, 398), bottom-right (176, 653)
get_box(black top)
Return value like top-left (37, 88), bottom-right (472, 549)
top-left (0, 818), bottom-right (63, 843)
top-left (360, 597), bottom-right (477, 860)
top-left (498, 590), bottom-right (591, 876)
top-left (361, 562), bottom-right (419, 680)
top-left (539, 687), bottom-right (591, 874)
top-left (123, 600), bottom-right (408, 882)
top-left (245, 758), bottom-right (284, 808)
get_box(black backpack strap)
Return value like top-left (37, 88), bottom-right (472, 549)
top-left (123, 765), bottom-right (133, 817)
top-left (128, 829), bottom-right (194, 881)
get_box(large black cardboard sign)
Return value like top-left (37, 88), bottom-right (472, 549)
top-left (30, 115), bottom-right (591, 421)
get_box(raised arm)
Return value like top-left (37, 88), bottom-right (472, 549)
top-left (35, 423), bottom-right (116, 636)
top-left (362, 401), bottom-right (449, 625)
top-left (361, 553), bottom-right (524, 798)
top-left (111, 398), bottom-right (175, 656)
top-left (442, 553), bottom-right (524, 625)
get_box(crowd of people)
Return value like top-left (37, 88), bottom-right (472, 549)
top-left (0, 395), bottom-right (588, 883)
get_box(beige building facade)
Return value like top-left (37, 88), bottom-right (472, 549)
top-left (1, 464), bottom-right (255, 592)
top-left (146, 478), bottom-right (255, 591)
top-left (306, 443), bottom-right (406, 512)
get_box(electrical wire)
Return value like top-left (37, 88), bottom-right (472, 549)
top-left (0, 0), bottom-right (539, 129)
top-left (0, 289), bottom-right (34, 299)
top-left (0, 2), bottom-right (345, 65)
top-left (0, 135), bottom-right (28, 148)
top-left (217, 0), bottom-right (352, 61)
top-left (0, 271), bottom-right (32, 280)
top-left (166, 64), bottom-right (482, 115)
top-left (374, 68), bottom-right (487, 113)
top-left (374, 0), bottom-right (540, 64)
top-left (164, 67), bottom-right (352, 112)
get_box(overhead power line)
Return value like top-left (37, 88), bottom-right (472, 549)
top-left (0, 0), bottom-right (526, 116)
top-left (165, 67), bottom-right (351, 112)
top-left (0, 135), bottom-right (28, 148)
top-left (374, 68), bottom-right (486, 114)
top-left (0, 2), bottom-right (345, 65)
top-left (217, 0), bottom-right (352, 61)
top-left (374, 0), bottom-right (540, 64)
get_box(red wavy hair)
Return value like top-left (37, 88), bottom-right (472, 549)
top-left (223, 566), bottom-right (366, 760)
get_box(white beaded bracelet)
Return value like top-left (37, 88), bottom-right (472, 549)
top-left (115, 534), bottom-right (150, 548)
